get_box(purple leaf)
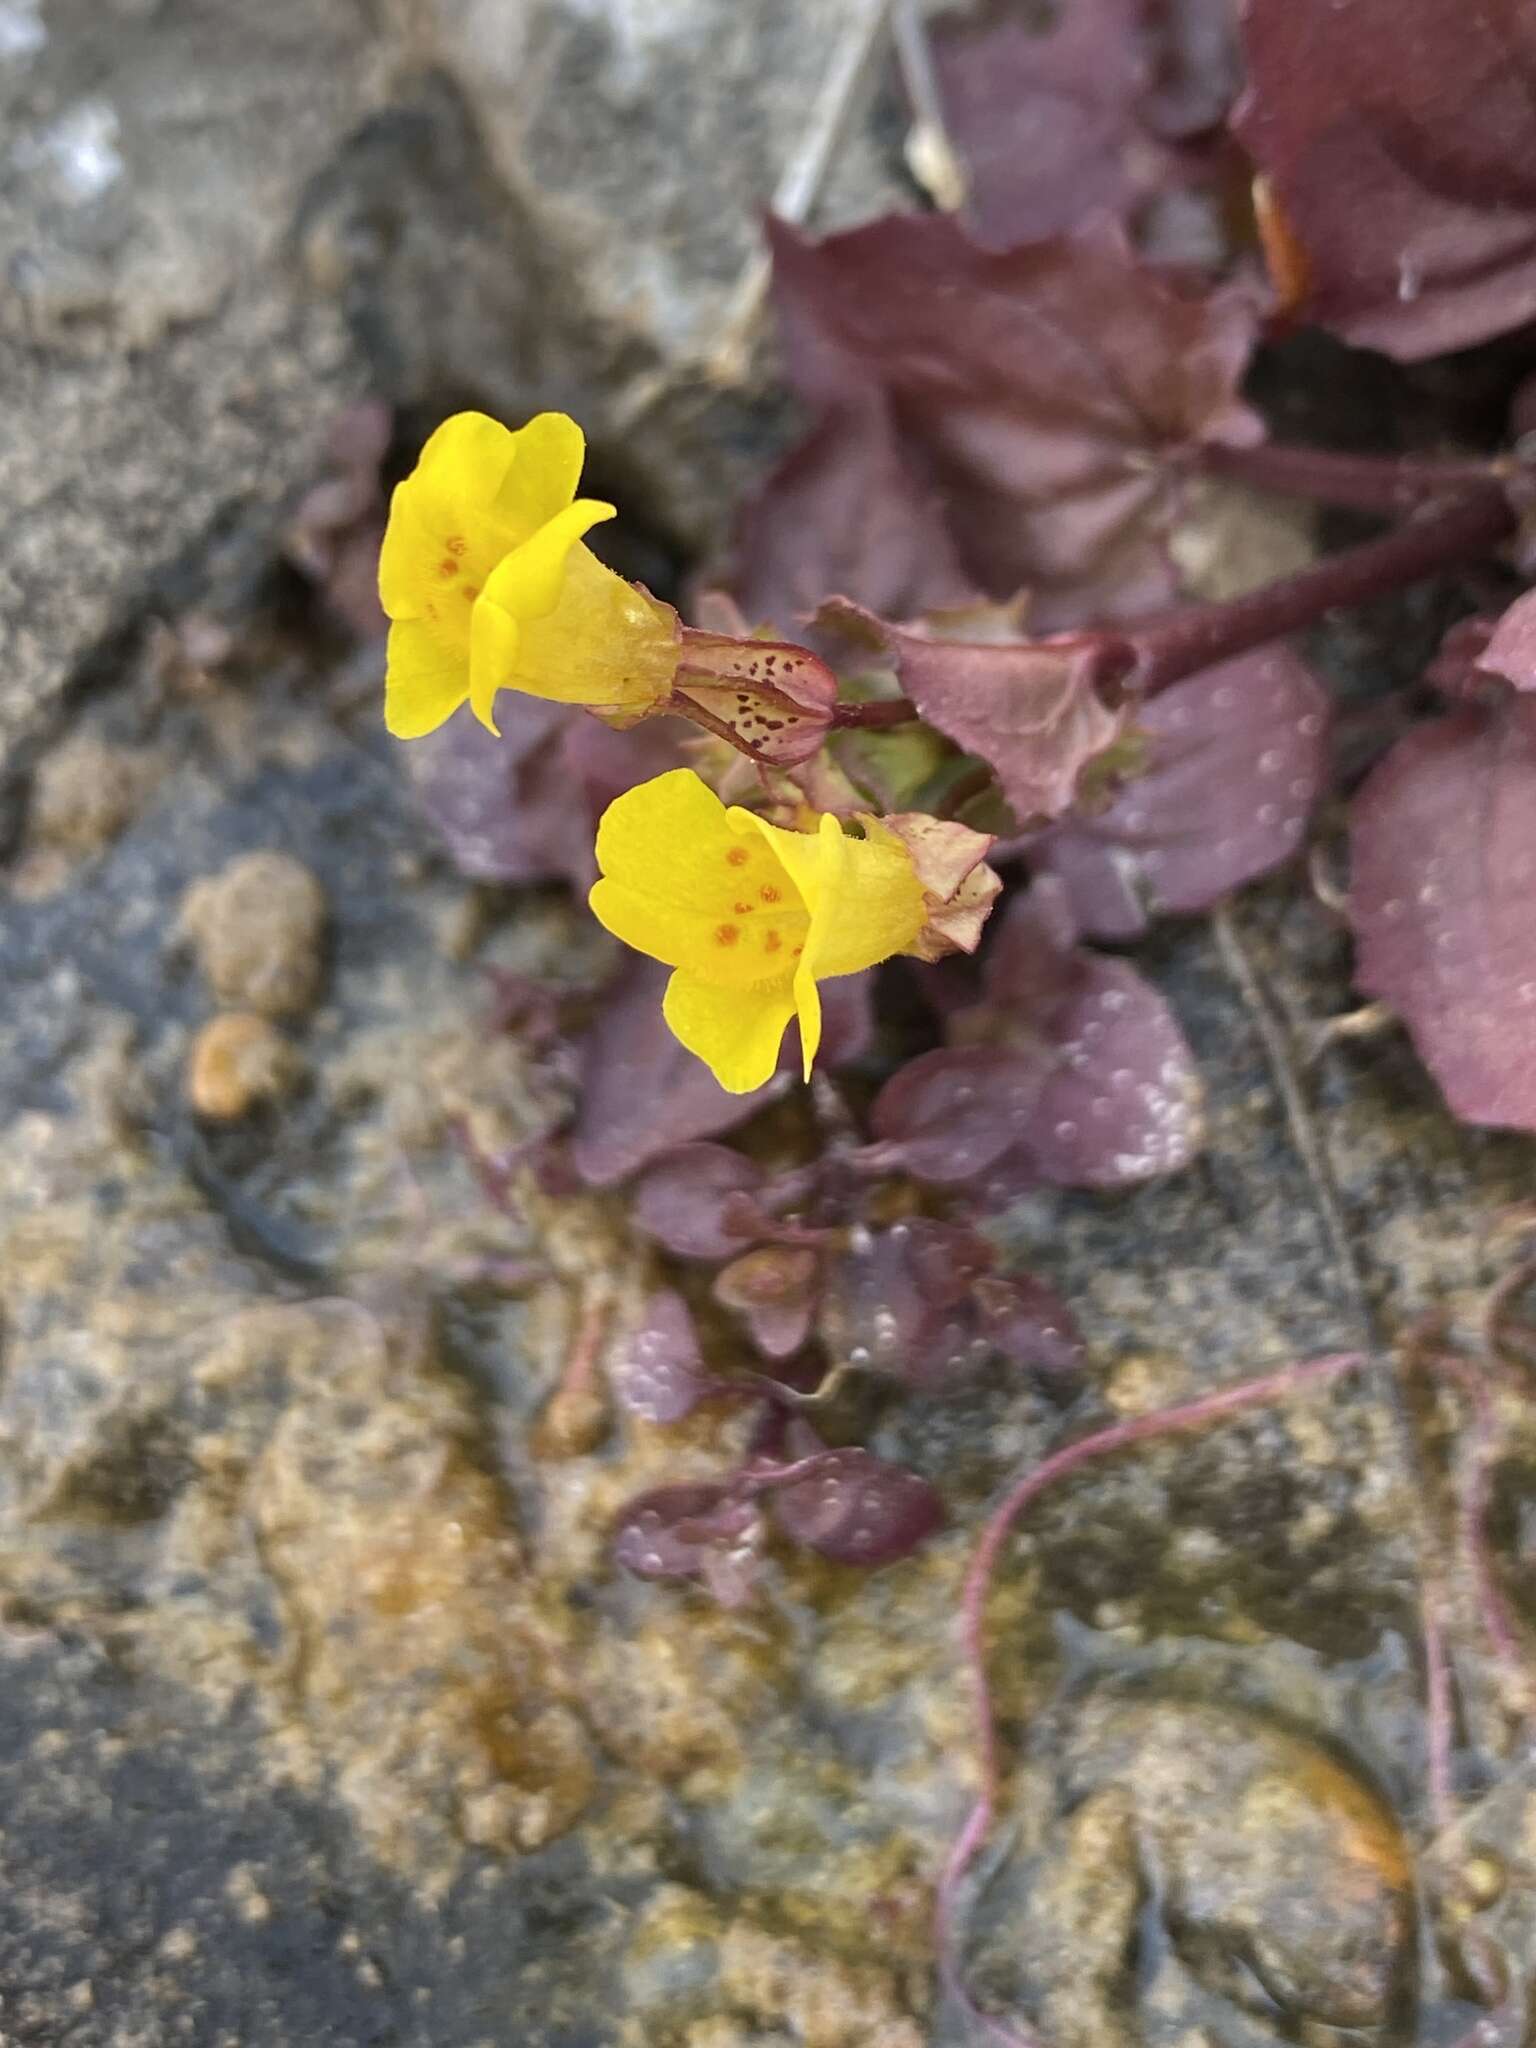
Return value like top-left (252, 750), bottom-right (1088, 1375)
top-left (972, 1272), bottom-right (1086, 1376)
top-left (931, 0), bottom-right (1239, 250)
top-left (284, 399), bottom-right (391, 640)
top-left (1235, 0), bottom-right (1536, 359)
top-left (569, 962), bottom-right (875, 1188)
top-left (633, 1144), bottom-right (769, 1260)
top-left (1033, 646), bottom-right (1330, 938)
top-left (1478, 591), bottom-right (1536, 693)
top-left (767, 212), bottom-right (1261, 625)
top-left (822, 1221), bottom-right (976, 1388)
top-left (768, 1427), bottom-right (945, 1567)
top-left (1350, 697), bottom-right (1536, 1130)
top-left (997, 919), bottom-right (1204, 1189)
top-left (867, 1045), bottom-right (1049, 1185)
top-left (612, 1483), bottom-right (765, 1606)
top-left (730, 396), bottom-right (977, 640)
top-left (714, 1246), bottom-right (822, 1361)
top-left (820, 599), bottom-right (1134, 825)
top-left (411, 700), bottom-right (682, 892)
top-left (886, 881), bottom-right (1204, 1194)
top-left (570, 959), bottom-right (779, 1186)
top-left (610, 1290), bottom-right (732, 1424)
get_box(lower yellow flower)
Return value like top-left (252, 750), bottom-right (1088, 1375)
top-left (589, 769), bottom-right (928, 1093)
top-left (379, 410), bottom-right (680, 738)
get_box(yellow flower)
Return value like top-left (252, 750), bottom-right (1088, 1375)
top-left (589, 769), bottom-right (927, 1093)
top-left (378, 410), bottom-right (679, 738)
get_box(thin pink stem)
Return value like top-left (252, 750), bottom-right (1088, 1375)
top-left (1420, 1352), bottom-right (1521, 1669)
top-left (938, 1351), bottom-right (1367, 2044)
top-left (1420, 1583), bottom-right (1455, 1834)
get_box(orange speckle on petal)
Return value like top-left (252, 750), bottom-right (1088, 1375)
top-left (725, 847), bottom-right (749, 868)
top-left (445, 535), bottom-right (468, 558)
top-left (462, 584), bottom-right (479, 602)
top-left (760, 884), bottom-right (781, 904)
top-left (438, 556), bottom-right (460, 578)
top-left (733, 900), bottom-right (754, 915)
top-left (764, 930), bottom-right (782, 954)
top-left (715, 923), bottom-right (740, 947)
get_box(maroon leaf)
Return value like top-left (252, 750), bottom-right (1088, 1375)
top-left (820, 598), bottom-right (1135, 825)
top-left (1350, 697), bottom-right (1536, 1130)
top-left (284, 399), bottom-right (391, 640)
top-left (975, 882), bottom-right (1205, 1187)
top-left (867, 1045), bottom-right (1049, 1185)
top-left (931, 0), bottom-right (1240, 251)
top-left (767, 213), bottom-right (1262, 625)
top-left (411, 699), bottom-right (681, 892)
top-left (731, 397), bottom-right (978, 640)
top-left (768, 1427), bottom-right (945, 1567)
top-left (822, 1220), bottom-right (980, 1388)
top-left (1478, 591), bottom-right (1536, 693)
top-left (714, 1246), bottom-right (822, 1361)
top-left (569, 957), bottom-right (876, 1187)
top-left (1033, 645), bottom-right (1330, 937)
top-left (973, 1272), bottom-right (1087, 1375)
top-left (1235, 0), bottom-right (1536, 359)
top-left (612, 1484), bottom-right (764, 1606)
top-left (610, 1290), bottom-right (732, 1424)
top-left (880, 882), bottom-right (1204, 1197)
top-left (633, 1144), bottom-right (769, 1261)
top-left (569, 959), bottom-right (782, 1186)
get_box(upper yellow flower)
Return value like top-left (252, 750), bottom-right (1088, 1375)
top-left (589, 769), bottom-right (928, 1093)
top-left (378, 410), bottom-right (680, 738)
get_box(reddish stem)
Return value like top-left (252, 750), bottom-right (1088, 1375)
top-left (1196, 440), bottom-right (1510, 517)
top-left (1133, 488), bottom-right (1515, 696)
top-left (938, 1350), bottom-right (1368, 2047)
top-left (820, 488), bottom-right (1514, 743)
top-left (829, 696), bottom-right (922, 729)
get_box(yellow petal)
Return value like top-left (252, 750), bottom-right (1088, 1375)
top-left (508, 545), bottom-right (680, 714)
top-left (491, 411), bottom-right (587, 534)
top-left (378, 414), bottom-right (517, 622)
top-left (662, 970), bottom-right (796, 1094)
top-left (748, 810), bottom-right (926, 977)
top-left (384, 619), bottom-right (470, 738)
top-left (590, 769), bottom-right (808, 986)
top-left (378, 410), bottom-right (590, 627)
top-left (467, 503), bottom-right (618, 732)
top-left (792, 966), bottom-right (822, 1081)
top-left (478, 498), bottom-right (618, 624)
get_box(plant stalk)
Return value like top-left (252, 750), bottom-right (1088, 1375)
top-left (1133, 487), bottom-right (1515, 696)
top-left (1196, 439), bottom-right (1511, 515)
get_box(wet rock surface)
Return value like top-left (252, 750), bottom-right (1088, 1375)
top-left (2, 3), bottom-right (1535, 2045)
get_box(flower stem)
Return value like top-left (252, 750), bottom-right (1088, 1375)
top-left (1133, 487), bottom-right (1515, 696)
top-left (1196, 439), bottom-right (1511, 515)
top-left (829, 696), bottom-right (921, 729)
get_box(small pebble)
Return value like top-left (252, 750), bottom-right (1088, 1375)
top-left (1459, 1853), bottom-right (1506, 1909)
top-left (187, 1012), bottom-right (301, 1120)
top-left (179, 851), bottom-right (327, 1017)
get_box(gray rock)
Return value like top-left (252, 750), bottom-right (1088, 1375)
top-left (0, 0), bottom-right (384, 772)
